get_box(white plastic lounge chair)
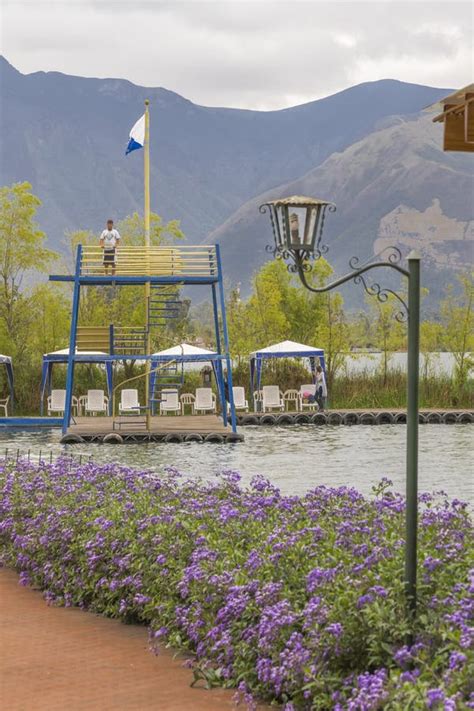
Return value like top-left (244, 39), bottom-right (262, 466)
top-left (283, 389), bottom-right (300, 411)
top-left (180, 393), bottom-right (195, 414)
top-left (80, 389), bottom-right (108, 416)
top-left (262, 385), bottom-right (284, 412)
top-left (253, 390), bottom-right (263, 409)
top-left (47, 390), bottom-right (78, 416)
top-left (0, 396), bottom-right (9, 416)
top-left (160, 389), bottom-right (181, 415)
top-left (119, 389), bottom-right (141, 415)
top-left (228, 386), bottom-right (249, 413)
top-left (194, 388), bottom-right (216, 414)
top-left (300, 384), bottom-right (318, 410)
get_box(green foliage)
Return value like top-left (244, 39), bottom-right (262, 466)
top-left (0, 182), bottom-right (58, 348)
top-left (440, 274), bottom-right (474, 394)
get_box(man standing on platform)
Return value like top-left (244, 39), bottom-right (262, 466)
top-left (100, 219), bottom-right (121, 275)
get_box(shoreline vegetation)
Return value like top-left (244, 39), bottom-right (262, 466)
top-left (0, 183), bottom-right (472, 415)
top-left (1, 460), bottom-right (472, 709)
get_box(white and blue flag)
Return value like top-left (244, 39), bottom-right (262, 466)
top-left (125, 114), bottom-right (145, 155)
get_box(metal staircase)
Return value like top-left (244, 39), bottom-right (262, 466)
top-left (148, 285), bottom-right (183, 327)
top-left (147, 285), bottom-right (185, 413)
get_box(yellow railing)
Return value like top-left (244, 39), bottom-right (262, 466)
top-left (80, 245), bottom-right (218, 277)
top-left (76, 327), bottom-right (110, 352)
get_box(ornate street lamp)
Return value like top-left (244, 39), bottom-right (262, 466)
top-left (261, 195), bottom-right (336, 262)
top-left (260, 195), bottom-right (421, 635)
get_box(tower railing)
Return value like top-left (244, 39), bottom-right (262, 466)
top-left (79, 245), bottom-right (218, 277)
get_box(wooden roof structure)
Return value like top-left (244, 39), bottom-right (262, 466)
top-left (431, 84), bottom-right (474, 152)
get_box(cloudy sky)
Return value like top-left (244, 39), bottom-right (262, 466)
top-left (1, 0), bottom-right (472, 109)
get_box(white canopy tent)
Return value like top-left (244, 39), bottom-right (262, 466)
top-left (250, 340), bottom-right (326, 392)
top-left (40, 348), bottom-right (113, 415)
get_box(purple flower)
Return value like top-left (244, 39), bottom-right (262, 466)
top-left (426, 688), bottom-right (445, 708)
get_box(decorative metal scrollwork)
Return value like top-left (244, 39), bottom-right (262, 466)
top-left (349, 245), bottom-right (403, 271)
top-left (352, 273), bottom-right (408, 322)
top-left (349, 246), bottom-right (408, 321)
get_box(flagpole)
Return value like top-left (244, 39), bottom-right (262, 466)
top-left (144, 99), bottom-right (151, 429)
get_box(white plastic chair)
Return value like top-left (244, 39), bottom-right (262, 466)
top-left (283, 389), bottom-right (300, 411)
top-left (300, 384), bottom-right (318, 410)
top-left (180, 393), bottom-right (195, 414)
top-left (262, 385), bottom-right (284, 412)
top-left (160, 389), bottom-right (181, 415)
top-left (80, 390), bottom-right (108, 416)
top-left (194, 388), bottom-right (216, 414)
top-left (47, 390), bottom-right (78, 416)
top-left (119, 389), bottom-right (140, 415)
top-left (228, 386), bottom-right (248, 413)
top-left (0, 396), bottom-right (9, 416)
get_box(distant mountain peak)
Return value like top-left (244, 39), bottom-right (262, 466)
top-left (0, 57), bottom-right (463, 310)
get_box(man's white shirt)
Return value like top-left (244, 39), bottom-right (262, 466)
top-left (100, 229), bottom-right (121, 250)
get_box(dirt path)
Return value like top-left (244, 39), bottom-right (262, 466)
top-left (0, 568), bottom-right (238, 711)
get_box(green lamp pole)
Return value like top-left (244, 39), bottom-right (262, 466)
top-left (260, 196), bottom-right (421, 627)
top-left (405, 251), bottom-right (420, 620)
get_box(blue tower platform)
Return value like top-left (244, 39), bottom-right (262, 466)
top-left (49, 243), bottom-right (237, 436)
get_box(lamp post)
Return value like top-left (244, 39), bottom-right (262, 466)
top-left (260, 195), bottom-right (421, 627)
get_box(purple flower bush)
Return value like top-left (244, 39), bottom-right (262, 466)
top-left (1, 459), bottom-right (473, 709)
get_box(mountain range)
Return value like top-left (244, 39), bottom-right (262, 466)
top-left (0, 56), bottom-right (472, 306)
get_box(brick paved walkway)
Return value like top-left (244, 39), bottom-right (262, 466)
top-left (0, 569), bottom-right (237, 711)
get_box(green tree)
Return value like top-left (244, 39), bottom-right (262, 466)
top-left (245, 260), bottom-right (290, 348)
top-left (420, 320), bottom-right (443, 382)
top-left (367, 296), bottom-right (406, 385)
top-left (440, 274), bottom-right (474, 393)
top-left (316, 291), bottom-right (350, 388)
top-left (0, 182), bottom-right (57, 355)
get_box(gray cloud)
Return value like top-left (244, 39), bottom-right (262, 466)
top-left (1, 1), bottom-right (472, 109)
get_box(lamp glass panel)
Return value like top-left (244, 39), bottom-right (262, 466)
top-left (287, 207), bottom-right (308, 248)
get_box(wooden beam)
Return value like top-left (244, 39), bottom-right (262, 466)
top-left (444, 109), bottom-right (474, 152)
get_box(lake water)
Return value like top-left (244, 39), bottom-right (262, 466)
top-left (1, 425), bottom-right (472, 503)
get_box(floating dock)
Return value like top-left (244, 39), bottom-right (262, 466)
top-left (62, 415), bottom-right (243, 443)
top-left (235, 409), bottom-right (473, 426)
top-left (1, 410), bottom-right (471, 444)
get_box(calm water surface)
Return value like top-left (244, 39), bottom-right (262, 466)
top-left (1, 425), bottom-right (472, 502)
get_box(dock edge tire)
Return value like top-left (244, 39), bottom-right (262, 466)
top-left (103, 433), bottom-right (123, 444)
top-left (204, 433), bottom-right (225, 443)
top-left (261, 414), bottom-right (277, 425)
top-left (294, 413), bottom-right (311, 424)
top-left (311, 412), bottom-right (327, 425)
top-left (375, 412), bottom-right (394, 425)
top-left (60, 433), bottom-right (84, 444)
top-left (163, 433), bottom-right (184, 443)
top-left (418, 413), bottom-right (427, 425)
top-left (327, 412), bottom-right (343, 425)
top-left (457, 412), bottom-right (473, 424)
top-left (394, 413), bottom-right (407, 424)
top-left (426, 412), bottom-right (443, 424)
top-left (277, 414), bottom-right (294, 425)
top-left (442, 412), bottom-right (457, 425)
top-left (241, 415), bottom-right (259, 426)
top-left (226, 433), bottom-right (243, 443)
top-left (184, 433), bottom-right (204, 443)
top-left (343, 412), bottom-right (360, 426)
top-left (360, 412), bottom-right (376, 425)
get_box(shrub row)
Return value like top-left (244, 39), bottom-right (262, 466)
top-left (0, 461), bottom-right (473, 709)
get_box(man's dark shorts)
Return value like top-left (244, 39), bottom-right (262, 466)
top-left (103, 249), bottom-right (116, 266)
